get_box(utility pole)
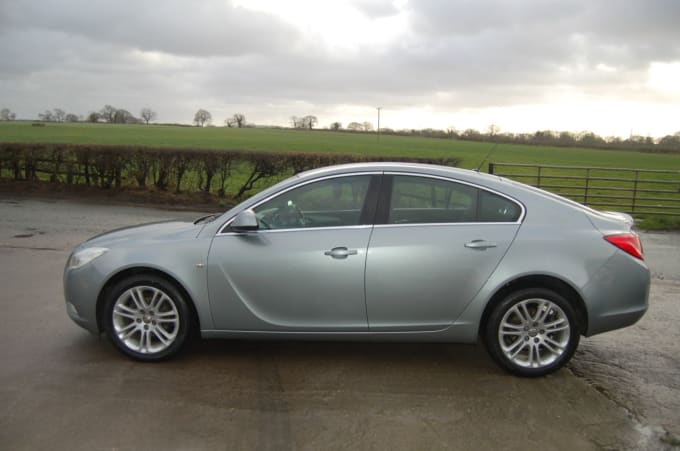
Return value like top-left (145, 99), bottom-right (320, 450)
top-left (376, 107), bottom-right (382, 141)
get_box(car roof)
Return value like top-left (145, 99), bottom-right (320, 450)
top-left (297, 162), bottom-right (492, 180)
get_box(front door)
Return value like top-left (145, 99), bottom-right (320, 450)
top-left (207, 174), bottom-right (379, 331)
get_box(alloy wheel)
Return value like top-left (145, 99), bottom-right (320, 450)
top-left (112, 285), bottom-right (180, 354)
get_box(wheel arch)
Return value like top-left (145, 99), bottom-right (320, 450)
top-left (479, 274), bottom-right (588, 338)
top-left (96, 266), bottom-right (200, 334)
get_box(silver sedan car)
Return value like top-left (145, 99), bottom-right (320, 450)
top-left (63, 163), bottom-right (650, 376)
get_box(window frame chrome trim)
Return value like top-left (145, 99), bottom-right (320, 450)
top-left (216, 169), bottom-right (526, 235)
top-left (219, 224), bottom-right (373, 236)
top-left (373, 222), bottom-right (520, 229)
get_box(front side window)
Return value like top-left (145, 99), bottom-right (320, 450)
top-left (387, 175), bottom-right (521, 224)
top-left (253, 175), bottom-right (372, 230)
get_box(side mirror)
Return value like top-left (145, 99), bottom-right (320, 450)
top-left (231, 210), bottom-right (259, 231)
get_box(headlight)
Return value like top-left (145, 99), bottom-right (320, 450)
top-left (67, 247), bottom-right (108, 270)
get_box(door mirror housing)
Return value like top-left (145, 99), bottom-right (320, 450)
top-left (231, 210), bottom-right (259, 231)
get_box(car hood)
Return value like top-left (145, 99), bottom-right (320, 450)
top-left (83, 220), bottom-right (202, 248)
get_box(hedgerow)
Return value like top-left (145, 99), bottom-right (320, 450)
top-left (0, 143), bottom-right (459, 198)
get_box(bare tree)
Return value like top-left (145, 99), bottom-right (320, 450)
top-left (303, 115), bottom-right (318, 130)
top-left (194, 109), bottom-right (212, 127)
top-left (224, 117), bottom-right (235, 127)
top-left (659, 132), bottom-right (680, 147)
top-left (98, 105), bottom-right (117, 123)
top-left (232, 113), bottom-right (246, 128)
top-left (140, 108), bottom-right (157, 125)
top-left (87, 111), bottom-right (101, 123)
top-left (558, 131), bottom-right (575, 145)
top-left (462, 128), bottom-right (482, 140)
top-left (38, 110), bottom-right (54, 121)
top-left (362, 121), bottom-right (374, 132)
top-left (0, 108), bottom-right (16, 121)
top-left (290, 116), bottom-right (301, 128)
top-left (330, 122), bottom-right (342, 131)
top-left (65, 113), bottom-right (79, 122)
top-left (51, 108), bottom-right (66, 122)
top-left (113, 109), bottom-right (136, 124)
top-left (487, 124), bottom-right (500, 137)
top-left (347, 122), bottom-right (363, 131)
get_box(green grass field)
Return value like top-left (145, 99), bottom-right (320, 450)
top-left (2, 121), bottom-right (679, 228)
top-left (2, 121), bottom-right (680, 171)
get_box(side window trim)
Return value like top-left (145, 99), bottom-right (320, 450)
top-left (374, 174), bottom-right (393, 225)
top-left (376, 172), bottom-right (525, 225)
top-left (359, 174), bottom-right (383, 225)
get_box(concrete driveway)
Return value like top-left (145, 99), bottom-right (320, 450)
top-left (1, 197), bottom-right (678, 450)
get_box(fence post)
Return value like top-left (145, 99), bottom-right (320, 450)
top-left (632, 170), bottom-right (639, 213)
top-left (488, 162), bottom-right (495, 174)
top-left (537, 166), bottom-right (542, 188)
top-left (584, 168), bottom-right (590, 205)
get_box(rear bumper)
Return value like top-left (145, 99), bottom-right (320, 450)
top-left (583, 251), bottom-right (650, 336)
top-left (586, 305), bottom-right (647, 336)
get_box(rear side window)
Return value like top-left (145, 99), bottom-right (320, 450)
top-left (387, 175), bottom-right (521, 224)
top-left (389, 176), bottom-right (477, 224)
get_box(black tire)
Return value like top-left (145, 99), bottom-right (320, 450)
top-left (103, 274), bottom-right (192, 361)
top-left (484, 288), bottom-right (580, 377)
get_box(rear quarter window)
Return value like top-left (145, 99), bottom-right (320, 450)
top-left (478, 190), bottom-right (522, 222)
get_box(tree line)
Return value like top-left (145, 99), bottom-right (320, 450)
top-left (0, 106), bottom-right (159, 125)
top-left (2, 105), bottom-right (678, 152)
top-left (85, 105), bottom-right (158, 125)
top-left (424, 126), bottom-right (680, 152)
top-left (325, 122), bottom-right (680, 152)
top-left (2, 106), bottom-right (257, 130)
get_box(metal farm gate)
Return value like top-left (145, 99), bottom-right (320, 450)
top-left (488, 163), bottom-right (680, 217)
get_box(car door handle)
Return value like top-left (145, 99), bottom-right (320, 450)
top-left (464, 240), bottom-right (498, 250)
top-left (324, 247), bottom-right (358, 259)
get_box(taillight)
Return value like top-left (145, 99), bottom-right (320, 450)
top-left (604, 233), bottom-right (644, 260)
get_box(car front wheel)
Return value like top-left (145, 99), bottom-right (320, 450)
top-left (103, 274), bottom-right (191, 361)
top-left (485, 288), bottom-right (580, 377)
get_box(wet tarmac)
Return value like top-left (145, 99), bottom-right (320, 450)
top-left (1, 196), bottom-right (678, 450)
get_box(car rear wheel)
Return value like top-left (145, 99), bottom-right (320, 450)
top-left (485, 288), bottom-right (580, 377)
top-left (103, 274), bottom-right (191, 361)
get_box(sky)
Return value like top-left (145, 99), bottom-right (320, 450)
top-left (1, 0), bottom-right (679, 137)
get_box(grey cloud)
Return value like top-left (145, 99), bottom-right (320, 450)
top-left (408, 0), bottom-right (680, 69)
top-left (408, 0), bottom-right (580, 36)
top-left (0, 29), bottom-right (131, 77)
top-left (0, 0), bottom-right (678, 127)
top-left (583, 1), bottom-right (680, 41)
top-left (2, 0), bottom-right (300, 57)
top-left (348, 0), bottom-right (401, 18)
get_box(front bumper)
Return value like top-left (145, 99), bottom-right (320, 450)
top-left (63, 261), bottom-right (105, 335)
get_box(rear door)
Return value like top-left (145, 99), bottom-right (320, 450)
top-left (365, 174), bottom-right (523, 331)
